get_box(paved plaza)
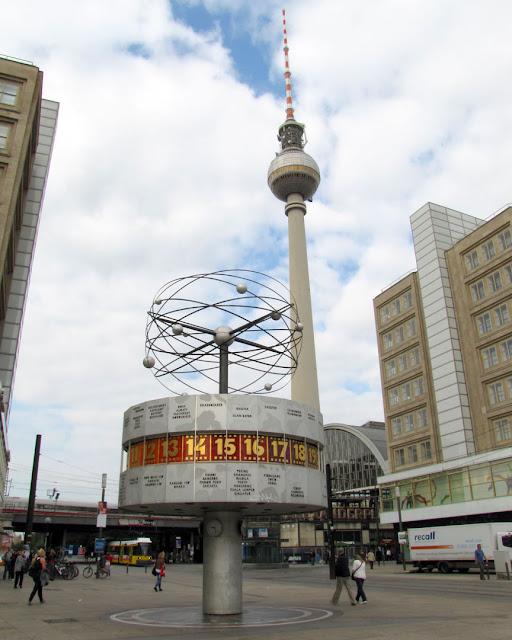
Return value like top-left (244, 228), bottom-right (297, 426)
top-left (1, 562), bottom-right (511, 640)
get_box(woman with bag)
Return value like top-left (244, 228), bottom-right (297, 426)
top-left (351, 554), bottom-right (368, 604)
top-left (28, 549), bottom-right (47, 605)
top-left (153, 551), bottom-right (165, 592)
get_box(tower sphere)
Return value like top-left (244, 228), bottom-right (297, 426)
top-left (268, 148), bottom-right (320, 203)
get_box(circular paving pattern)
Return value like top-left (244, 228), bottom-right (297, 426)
top-left (111, 604), bottom-right (334, 629)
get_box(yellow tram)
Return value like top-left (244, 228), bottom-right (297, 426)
top-left (107, 537), bottom-right (152, 566)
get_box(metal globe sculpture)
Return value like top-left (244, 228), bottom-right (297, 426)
top-left (144, 269), bottom-right (302, 395)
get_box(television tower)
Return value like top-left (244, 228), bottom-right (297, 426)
top-left (268, 9), bottom-right (321, 410)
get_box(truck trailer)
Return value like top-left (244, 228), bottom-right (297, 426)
top-left (407, 522), bottom-right (512, 573)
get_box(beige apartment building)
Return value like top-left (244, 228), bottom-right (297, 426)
top-left (374, 202), bottom-right (512, 528)
top-left (0, 57), bottom-right (58, 506)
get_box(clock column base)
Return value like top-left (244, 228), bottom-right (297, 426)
top-left (203, 510), bottom-right (242, 615)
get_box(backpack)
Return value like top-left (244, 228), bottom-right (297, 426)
top-left (28, 558), bottom-right (41, 578)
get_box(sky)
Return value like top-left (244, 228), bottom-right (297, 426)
top-left (3, 0), bottom-right (512, 505)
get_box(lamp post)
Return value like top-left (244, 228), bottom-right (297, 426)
top-left (395, 487), bottom-right (407, 572)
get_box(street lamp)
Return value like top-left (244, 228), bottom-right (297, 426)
top-left (44, 517), bottom-right (51, 550)
top-left (395, 487), bottom-right (407, 572)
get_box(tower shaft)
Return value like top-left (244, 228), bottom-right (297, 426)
top-left (286, 193), bottom-right (320, 410)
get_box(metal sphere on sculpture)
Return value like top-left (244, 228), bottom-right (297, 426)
top-left (214, 326), bottom-right (235, 346)
top-left (172, 324), bottom-right (183, 335)
top-left (144, 269), bottom-right (302, 395)
top-left (143, 356), bottom-right (155, 368)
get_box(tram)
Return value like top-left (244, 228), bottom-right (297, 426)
top-left (107, 537), bottom-right (152, 565)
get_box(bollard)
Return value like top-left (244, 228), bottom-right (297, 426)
top-left (126, 563), bottom-right (129, 574)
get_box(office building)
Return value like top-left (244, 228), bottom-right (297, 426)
top-left (0, 56), bottom-right (58, 507)
top-left (374, 202), bottom-right (512, 527)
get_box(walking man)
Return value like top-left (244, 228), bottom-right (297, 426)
top-left (474, 544), bottom-right (490, 580)
top-left (330, 549), bottom-right (356, 606)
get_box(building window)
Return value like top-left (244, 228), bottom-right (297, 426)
top-left (386, 359), bottom-right (396, 378)
top-left (384, 332), bottom-right (393, 350)
top-left (401, 382), bottom-right (412, 402)
top-left (489, 381), bottom-right (505, 405)
top-left (410, 347), bottom-right (420, 366)
top-left (398, 354), bottom-right (408, 373)
top-left (420, 441), bottom-right (432, 461)
top-left (471, 280), bottom-right (485, 302)
top-left (389, 388), bottom-right (399, 406)
top-left (404, 413), bottom-right (415, 432)
top-left (392, 299), bottom-right (401, 316)
top-left (498, 229), bottom-right (512, 251)
top-left (505, 265), bottom-right (512, 285)
top-left (477, 313), bottom-right (492, 334)
top-left (495, 304), bottom-right (510, 327)
top-left (413, 377), bottom-right (424, 396)
top-left (395, 326), bottom-right (404, 344)
top-left (501, 339), bottom-right (512, 362)
top-left (482, 346), bottom-right (498, 369)
top-left (0, 81), bottom-right (18, 106)
top-left (488, 272), bottom-right (502, 293)
top-left (403, 291), bottom-right (413, 310)
top-left (417, 408), bottom-right (428, 428)
top-left (466, 250), bottom-right (479, 271)
top-left (481, 240), bottom-right (495, 261)
top-left (392, 417), bottom-right (402, 436)
top-left (380, 305), bottom-right (390, 323)
top-left (406, 319), bottom-right (417, 338)
top-left (407, 445), bottom-right (418, 464)
top-left (494, 418), bottom-right (511, 442)
top-left (0, 123), bottom-right (10, 150)
top-left (394, 448), bottom-right (405, 467)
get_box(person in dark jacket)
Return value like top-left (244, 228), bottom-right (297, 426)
top-left (330, 549), bottom-right (356, 606)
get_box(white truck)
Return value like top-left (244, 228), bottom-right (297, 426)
top-left (407, 522), bottom-right (512, 573)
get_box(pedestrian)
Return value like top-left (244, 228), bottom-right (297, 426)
top-left (376, 548), bottom-right (383, 566)
top-left (27, 548), bottom-right (47, 605)
top-left (330, 549), bottom-right (356, 606)
top-left (14, 552), bottom-right (26, 589)
top-left (474, 544), bottom-right (490, 580)
top-left (366, 549), bottom-right (376, 569)
top-left (153, 551), bottom-right (165, 592)
top-left (309, 549), bottom-right (315, 565)
top-left (352, 553), bottom-right (368, 604)
top-left (48, 549), bottom-right (56, 579)
top-left (386, 548), bottom-right (392, 562)
top-left (2, 549), bottom-right (12, 580)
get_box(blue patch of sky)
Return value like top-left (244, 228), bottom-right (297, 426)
top-left (125, 42), bottom-right (152, 59)
top-left (171, 1), bottom-right (278, 96)
top-left (335, 259), bottom-right (359, 283)
top-left (345, 381), bottom-right (370, 395)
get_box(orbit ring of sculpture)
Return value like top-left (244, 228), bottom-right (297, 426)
top-left (143, 269), bottom-right (303, 395)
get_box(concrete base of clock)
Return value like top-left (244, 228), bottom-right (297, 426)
top-left (202, 510), bottom-right (242, 615)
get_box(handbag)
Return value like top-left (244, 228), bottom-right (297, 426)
top-left (152, 566), bottom-right (157, 576)
top-left (351, 562), bottom-right (362, 581)
top-left (40, 570), bottom-right (49, 587)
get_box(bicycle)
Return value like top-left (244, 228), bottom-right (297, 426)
top-left (83, 565), bottom-right (109, 578)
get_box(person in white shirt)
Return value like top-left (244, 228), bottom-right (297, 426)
top-left (352, 554), bottom-right (368, 604)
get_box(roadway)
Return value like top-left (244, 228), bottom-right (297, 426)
top-left (1, 561), bottom-right (511, 640)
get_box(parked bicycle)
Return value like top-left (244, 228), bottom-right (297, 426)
top-left (83, 564), bottom-right (109, 578)
top-left (52, 562), bottom-right (77, 580)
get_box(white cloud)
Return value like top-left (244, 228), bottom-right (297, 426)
top-left (4, 0), bottom-right (512, 501)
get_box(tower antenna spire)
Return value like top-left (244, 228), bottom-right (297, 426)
top-left (282, 9), bottom-right (295, 120)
